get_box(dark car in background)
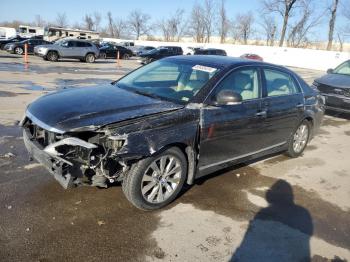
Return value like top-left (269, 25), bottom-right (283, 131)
top-left (136, 46), bottom-right (155, 56)
top-left (313, 60), bottom-right (350, 114)
top-left (0, 35), bottom-right (29, 49)
top-left (139, 46), bottom-right (183, 64)
top-left (194, 48), bottom-right (227, 56)
top-left (99, 45), bottom-right (133, 59)
top-left (21, 55), bottom-right (324, 210)
top-left (5, 39), bottom-right (51, 55)
top-left (240, 53), bottom-right (264, 61)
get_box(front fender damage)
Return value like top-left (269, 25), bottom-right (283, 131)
top-left (23, 108), bottom-right (200, 189)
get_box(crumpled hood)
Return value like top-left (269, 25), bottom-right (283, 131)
top-left (315, 73), bottom-right (350, 89)
top-left (27, 85), bottom-right (182, 132)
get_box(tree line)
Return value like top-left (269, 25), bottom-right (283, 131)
top-left (1, 0), bottom-right (349, 51)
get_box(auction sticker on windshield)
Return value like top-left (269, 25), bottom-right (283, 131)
top-left (192, 65), bottom-right (217, 73)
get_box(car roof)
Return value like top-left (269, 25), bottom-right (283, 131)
top-left (163, 55), bottom-right (261, 68)
top-left (199, 48), bottom-right (225, 51)
top-left (163, 55), bottom-right (292, 72)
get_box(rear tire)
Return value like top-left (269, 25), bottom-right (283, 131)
top-left (47, 51), bottom-right (58, 62)
top-left (122, 147), bottom-right (187, 210)
top-left (122, 54), bottom-right (130, 60)
top-left (15, 47), bottom-right (24, 55)
top-left (286, 120), bottom-right (311, 158)
top-left (85, 53), bottom-right (95, 63)
top-left (100, 52), bottom-right (107, 59)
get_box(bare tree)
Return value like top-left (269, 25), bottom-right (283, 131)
top-left (287, 0), bottom-right (322, 48)
top-left (234, 12), bottom-right (255, 44)
top-left (218, 0), bottom-right (230, 43)
top-left (128, 10), bottom-right (151, 40)
top-left (93, 12), bottom-right (102, 32)
top-left (159, 9), bottom-right (186, 41)
top-left (34, 15), bottom-right (45, 27)
top-left (113, 19), bottom-right (127, 38)
top-left (106, 12), bottom-right (127, 38)
top-left (326, 0), bottom-right (339, 50)
top-left (261, 16), bottom-right (277, 46)
top-left (337, 31), bottom-right (344, 51)
top-left (188, 3), bottom-right (206, 42)
top-left (55, 12), bottom-right (68, 27)
top-left (203, 0), bottom-right (216, 42)
top-left (83, 14), bottom-right (94, 31)
top-left (107, 12), bottom-right (115, 37)
top-left (263, 0), bottom-right (300, 46)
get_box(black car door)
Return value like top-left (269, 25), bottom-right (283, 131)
top-left (27, 40), bottom-right (36, 52)
top-left (259, 66), bottom-right (305, 146)
top-left (198, 66), bottom-right (266, 173)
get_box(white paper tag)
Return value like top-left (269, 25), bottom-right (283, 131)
top-left (192, 65), bottom-right (217, 73)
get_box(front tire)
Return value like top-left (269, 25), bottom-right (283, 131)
top-left (15, 47), bottom-right (24, 55)
top-left (122, 54), bottom-right (130, 60)
top-left (47, 51), bottom-right (58, 62)
top-left (122, 147), bottom-right (187, 210)
top-left (286, 120), bottom-right (311, 157)
top-left (85, 53), bottom-right (95, 63)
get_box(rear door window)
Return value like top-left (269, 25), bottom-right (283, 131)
top-left (67, 41), bottom-right (76, 47)
top-left (264, 69), bottom-right (300, 97)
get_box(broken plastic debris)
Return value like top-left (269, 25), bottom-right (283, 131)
top-left (75, 200), bottom-right (82, 205)
top-left (7, 205), bottom-right (12, 210)
top-left (25, 228), bottom-right (30, 232)
top-left (236, 173), bottom-right (240, 177)
top-left (97, 220), bottom-right (106, 226)
top-left (1, 152), bottom-right (15, 158)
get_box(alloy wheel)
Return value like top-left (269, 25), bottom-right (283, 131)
top-left (141, 155), bottom-right (182, 204)
top-left (293, 124), bottom-right (309, 153)
top-left (15, 47), bottom-right (23, 55)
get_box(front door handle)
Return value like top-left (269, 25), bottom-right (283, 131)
top-left (296, 103), bottom-right (304, 108)
top-left (256, 111), bottom-right (267, 117)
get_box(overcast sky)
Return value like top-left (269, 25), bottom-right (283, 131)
top-left (0, 0), bottom-right (349, 41)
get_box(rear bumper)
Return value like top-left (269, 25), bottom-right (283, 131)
top-left (23, 128), bottom-right (74, 189)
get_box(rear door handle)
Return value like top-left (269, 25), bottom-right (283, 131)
top-left (296, 104), bottom-right (304, 108)
top-left (256, 111), bottom-right (267, 117)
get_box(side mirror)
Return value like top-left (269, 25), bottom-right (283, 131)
top-left (327, 68), bottom-right (334, 74)
top-left (214, 89), bottom-right (242, 106)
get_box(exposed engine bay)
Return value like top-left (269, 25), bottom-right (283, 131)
top-left (22, 117), bottom-right (130, 189)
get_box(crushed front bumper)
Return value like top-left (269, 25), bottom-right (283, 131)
top-left (23, 128), bottom-right (74, 189)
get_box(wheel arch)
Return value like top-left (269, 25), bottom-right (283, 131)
top-left (47, 49), bottom-right (60, 58)
top-left (152, 142), bottom-right (197, 186)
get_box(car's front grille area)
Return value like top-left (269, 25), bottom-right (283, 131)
top-left (318, 84), bottom-right (350, 98)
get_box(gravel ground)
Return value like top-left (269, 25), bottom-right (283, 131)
top-left (0, 52), bottom-right (349, 262)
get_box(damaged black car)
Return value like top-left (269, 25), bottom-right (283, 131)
top-left (21, 56), bottom-right (324, 210)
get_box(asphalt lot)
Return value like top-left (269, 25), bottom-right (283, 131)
top-left (0, 52), bottom-right (349, 262)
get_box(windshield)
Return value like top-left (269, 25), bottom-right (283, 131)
top-left (116, 60), bottom-right (220, 103)
top-left (333, 61), bottom-right (350, 76)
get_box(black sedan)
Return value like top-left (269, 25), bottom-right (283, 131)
top-left (139, 46), bottom-right (183, 64)
top-left (313, 60), bottom-right (350, 114)
top-left (99, 45), bottom-right (133, 60)
top-left (194, 48), bottom-right (227, 56)
top-left (0, 35), bottom-right (28, 50)
top-left (5, 39), bottom-right (52, 55)
top-left (21, 56), bottom-right (324, 210)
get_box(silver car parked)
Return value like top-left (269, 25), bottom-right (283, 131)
top-left (34, 39), bottom-right (100, 63)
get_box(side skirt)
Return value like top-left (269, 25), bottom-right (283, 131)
top-left (195, 142), bottom-right (287, 179)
